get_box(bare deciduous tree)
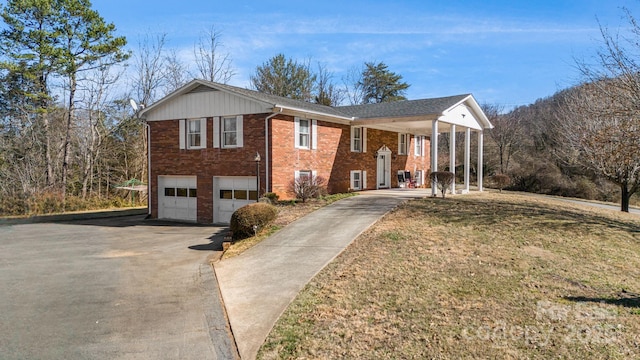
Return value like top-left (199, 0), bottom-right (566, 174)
top-left (342, 64), bottom-right (365, 105)
top-left (557, 82), bottom-right (640, 212)
top-left (314, 62), bottom-right (345, 106)
top-left (484, 103), bottom-right (523, 174)
top-left (564, 7), bottom-right (640, 212)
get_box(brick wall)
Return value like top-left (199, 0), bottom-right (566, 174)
top-left (149, 114), bottom-right (267, 222)
top-left (150, 112), bottom-right (431, 222)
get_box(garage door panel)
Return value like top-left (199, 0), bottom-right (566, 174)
top-left (213, 176), bottom-right (257, 224)
top-left (158, 176), bottom-right (197, 222)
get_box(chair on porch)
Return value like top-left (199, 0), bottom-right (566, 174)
top-left (404, 171), bottom-right (416, 188)
top-left (397, 171), bottom-right (407, 188)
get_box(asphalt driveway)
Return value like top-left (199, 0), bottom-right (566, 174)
top-left (0, 215), bottom-right (237, 360)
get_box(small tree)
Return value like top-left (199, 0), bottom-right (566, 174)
top-left (288, 174), bottom-right (327, 202)
top-left (430, 171), bottom-right (454, 198)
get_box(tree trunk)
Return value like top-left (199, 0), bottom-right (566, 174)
top-left (621, 182), bottom-right (630, 212)
top-left (61, 74), bottom-right (76, 206)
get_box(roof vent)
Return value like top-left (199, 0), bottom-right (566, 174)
top-left (187, 84), bottom-right (219, 94)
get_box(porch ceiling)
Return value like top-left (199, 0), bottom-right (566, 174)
top-left (352, 115), bottom-right (475, 136)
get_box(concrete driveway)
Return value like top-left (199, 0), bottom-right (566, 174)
top-left (0, 215), bottom-right (237, 360)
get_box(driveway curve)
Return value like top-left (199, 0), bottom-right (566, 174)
top-left (214, 189), bottom-right (429, 359)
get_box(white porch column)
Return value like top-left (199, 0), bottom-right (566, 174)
top-left (431, 119), bottom-right (439, 196)
top-left (478, 130), bottom-right (484, 191)
top-left (449, 124), bottom-right (456, 194)
top-left (464, 127), bottom-right (470, 193)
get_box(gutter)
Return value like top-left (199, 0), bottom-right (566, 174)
top-left (136, 110), bottom-right (152, 217)
top-left (264, 107), bottom-right (283, 194)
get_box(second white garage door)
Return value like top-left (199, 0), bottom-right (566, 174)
top-left (213, 176), bottom-right (257, 224)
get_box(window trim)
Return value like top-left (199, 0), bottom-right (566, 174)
top-left (350, 170), bottom-right (367, 190)
top-left (298, 118), bottom-right (310, 149)
top-left (222, 116), bottom-right (238, 148)
top-left (213, 115), bottom-right (243, 149)
top-left (294, 117), bottom-right (317, 149)
top-left (414, 135), bottom-right (424, 156)
top-left (398, 133), bottom-right (408, 155)
top-left (351, 126), bottom-right (367, 153)
top-left (179, 118), bottom-right (207, 150)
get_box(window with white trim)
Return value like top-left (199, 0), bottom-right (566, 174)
top-left (352, 127), bottom-right (362, 152)
top-left (350, 127), bottom-right (367, 153)
top-left (298, 170), bottom-right (312, 179)
top-left (415, 135), bottom-right (424, 156)
top-left (222, 116), bottom-right (237, 147)
top-left (350, 170), bottom-right (367, 190)
top-left (294, 117), bottom-right (317, 149)
top-left (179, 118), bottom-right (207, 150)
top-left (213, 115), bottom-right (243, 149)
top-left (188, 119), bottom-right (202, 148)
top-left (299, 119), bottom-right (310, 148)
top-left (398, 133), bottom-right (408, 155)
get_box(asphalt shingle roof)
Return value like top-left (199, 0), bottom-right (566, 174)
top-left (336, 94), bottom-right (470, 119)
top-left (201, 80), bottom-right (353, 118)
top-left (200, 80), bottom-right (470, 120)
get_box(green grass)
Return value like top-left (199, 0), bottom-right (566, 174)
top-left (258, 192), bottom-right (640, 359)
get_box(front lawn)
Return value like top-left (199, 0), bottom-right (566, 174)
top-left (259, 192), bottom-right (640, 359)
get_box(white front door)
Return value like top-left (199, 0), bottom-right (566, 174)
top-left (158, 176), bottom-right (197, 222)
top-left (376, 147), bottom-right (392, 189)
top-left (213, 176), bottom-right (258, 224)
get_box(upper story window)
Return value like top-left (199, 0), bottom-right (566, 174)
top-left (415, 135), bottom-right (424, 156)
top-left (222, 116), bottom-right (237, 147)
top-left (352, 127), bottom-right (361, 152)
top-left (294, 117), bottom-right (317, 149)
top-left (299, 119), bottom-right (310, 148)
top-left (350, 127), bottom-right (367, 153)
top-left (179, 118), bottom-right (206, 150)
top-left (213, 115), bottom-right (243, 148)
top-left (398, 133), bottom-right (408, 155)
top-left (188, 119), bottom-right (202, 148)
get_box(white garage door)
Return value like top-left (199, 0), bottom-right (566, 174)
top-left (214, 177), bottom-right (257, 224)
top-left (158, 176), bottom-right (197, 222)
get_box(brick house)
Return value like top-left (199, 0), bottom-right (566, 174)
top-left (139, 79), bottom-right (492, 223)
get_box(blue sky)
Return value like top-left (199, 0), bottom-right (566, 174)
top-left (91, 0), bottom-right (640, 108)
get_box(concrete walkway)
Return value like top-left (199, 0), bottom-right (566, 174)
top-left (214, 189), bottom-right (429, 359)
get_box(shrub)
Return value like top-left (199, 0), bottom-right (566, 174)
top-left (230, 202), bottom-right (278, 241)
top-left (430, 171), bottom-right (454, 198)
top-left (261, 192), bottom-right (280, 204)
top-left (491, 174), bottom-right (511, 192)
top-left (288, 174), bottom-right (327, 203)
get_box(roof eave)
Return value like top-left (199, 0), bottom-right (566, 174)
top-left (276, 105), bottom-right (355, 124)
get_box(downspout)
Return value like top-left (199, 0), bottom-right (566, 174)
top-left (264, 107), bottom-right (283, 194)
top-left (145, 120), bottom-right (151, 216)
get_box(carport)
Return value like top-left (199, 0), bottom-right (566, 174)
top-left (343, 94), bottom-right (493, 196)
